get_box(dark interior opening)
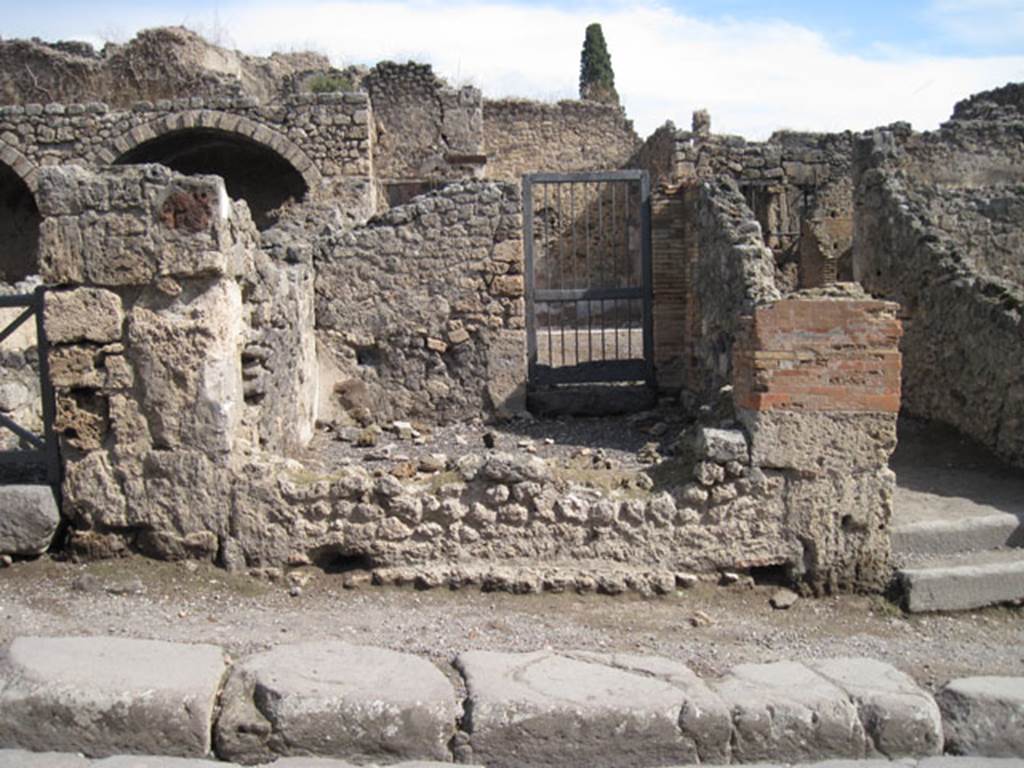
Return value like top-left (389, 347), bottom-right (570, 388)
top-left (115, 128), bottom-right (308, 230)
top-left (0, 163), bottom-right (41, 283)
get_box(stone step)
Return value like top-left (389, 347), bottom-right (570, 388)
top-left (892, 511), bottom-right (1022, 558)
top-left (897, 548), bottom-right (1024, 612)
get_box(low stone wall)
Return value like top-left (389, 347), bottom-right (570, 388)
top-left (855, 124), bottom-right (1024, 468)
top-left (483, 98), bottom-right (640, 181)
top-left (315, 179), bottom-right (527, 424)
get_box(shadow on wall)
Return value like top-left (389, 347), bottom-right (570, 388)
top-left (115, 128), bottom-right (308, 230)
top-left (0, 162), bottom-right (40, 282)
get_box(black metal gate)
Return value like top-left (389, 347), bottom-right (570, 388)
top-left (523, 170), bottom-right (653, 388)
top-left (0, 288), bottom-right (59, 486)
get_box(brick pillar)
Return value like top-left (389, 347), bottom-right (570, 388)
top-left (733, 297), bottom-right (902, 414)
top-left (651, 184), bottom-right (687, 389)
top-left (732, 293), bottom-right (904, 593)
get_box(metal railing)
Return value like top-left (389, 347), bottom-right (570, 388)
top-left (523, 170), bottom-right (654, 388)
top-left (0, 288), bottom-right (59, 486)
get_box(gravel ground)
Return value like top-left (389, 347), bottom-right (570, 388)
top-left (1, 554), bottom-right (1021, 693)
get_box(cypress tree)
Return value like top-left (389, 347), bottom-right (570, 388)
top-left (579, 23), bottom-right (619, 105)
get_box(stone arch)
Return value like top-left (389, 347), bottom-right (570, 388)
top-left (104, 111), bottom-right (323, 229)
top-left (0, 142), bottom-right (42, 283)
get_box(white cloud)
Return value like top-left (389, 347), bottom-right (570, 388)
top-left (39, 0), bottom-right (1024, 139)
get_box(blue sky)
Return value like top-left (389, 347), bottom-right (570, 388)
top-left (3, 0), bottom-right (1023, 138)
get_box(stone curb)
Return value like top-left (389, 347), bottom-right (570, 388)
top-left (0, 637), bottom-right (1022, 766)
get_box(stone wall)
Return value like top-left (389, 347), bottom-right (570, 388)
top-left (0, 27), bottom-right (335, 108)
top-left (315, 180), bottom-right (526, 424)
top-left (0, 93), bottom-right (371, 195)
top-left (483, 99), bottom-right (640, 181)
top-left (31, 164), bottom-right (903, 591)
top-left (854, 118), bottom-right (1024, 467)
top-left (37, 164), bottom-right (317, 560)
top-left (687, 178), bottom-right (780, 396)
top-left (674, 126), bottom-right (855, 291)
top-left (365, 62), bottom-right (484, 186)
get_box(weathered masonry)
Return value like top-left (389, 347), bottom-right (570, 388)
top-left (0, 28), bottom-right (1020, 596)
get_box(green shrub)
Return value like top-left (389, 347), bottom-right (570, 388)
top-left (308, 73), bottom-right (354, 94)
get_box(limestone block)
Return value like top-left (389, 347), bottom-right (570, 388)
top-left (938, 677), bottom-right (1024, 757)
top-left (127, 278), bottom-right (243, 455)
top-left (696, 427), bottom-right (749, 463)
top-left (0, 636), bottom-right (227, 758)
top-left (62, 452), bottom-right (127, 529)
top-left (214, 641), bottom-right (458, 765)
top-left (740, 410), bottom-right (897, 473)
top-left (48, 345), bottom-right (104, 388)
top-left (0, 485), bottom-right (60, 555)
top-left (37, 166), bottom-right (242, 287)
top-left (486, 329), bottom-right (526, 417)
top-left (455, 649), bottom-right (729, 767)
top-left (44, 288), bottom-right (123, 345)
top-left (811, 657), bottom-right (943, 758)
top-left (712, 660), bottom-right (866, 763)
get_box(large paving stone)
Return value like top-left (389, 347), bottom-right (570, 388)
top-left (0, 636), bottom-right (227, 758)
top-left (937, 677), bottom-right (1024, 757)
top-left (920, 759), bottom-right (1024, 768)
top-left (0, 485), bottom-right (60, 555)
top-left (93, 758), bottom-right (224, 767)
top-left (215, 641), bottom-right (458, 765)
top-left (811, 657), bottom-right (943, 757)
top-left (257, 761), bottom-right (481, 767)
top-left (455, 649), bottom-right (727, 768)
top-left (0, 750), bottom-right (90, 767)
top-left (711, 660), bottom-right (866, 763)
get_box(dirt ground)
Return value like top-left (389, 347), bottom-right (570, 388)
top-left (1, 553), bottom-right (1021, 693)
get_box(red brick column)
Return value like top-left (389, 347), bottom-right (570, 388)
top-left (733, 297), bottom-right (902, 414)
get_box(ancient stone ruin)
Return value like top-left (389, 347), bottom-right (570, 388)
top-left (0, 27), bottom-right (1021, 605)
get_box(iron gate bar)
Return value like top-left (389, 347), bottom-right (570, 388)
top-left (523, 170), bottom-right (654, 389)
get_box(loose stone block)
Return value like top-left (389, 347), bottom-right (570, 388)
top-left (44, 288), bottom-right (124, 344)
top-left (0, 485), bottom-right (60, 555)
top-left (0, 636), bottom-right (227, 758)
top-left (938, 677), bottom-right (1024, 757)
top-left (695, 427), bottom-right (749, 463)
top-left (455, 649), bottom-right (730, 768)
top-left (811, 657), bottom-right (942, 758)
top-left (711, 660), bottom-right (866, 763)
top-left (214, 641), bottom-right (458, 765)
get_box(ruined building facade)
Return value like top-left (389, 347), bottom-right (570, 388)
top-left (0, 28), bottom-right (1020, 594)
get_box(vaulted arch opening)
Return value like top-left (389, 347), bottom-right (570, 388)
top-left (0, 162), bottom-right (40, 284)
top-left (115, 128), bottom-right (309, 230)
